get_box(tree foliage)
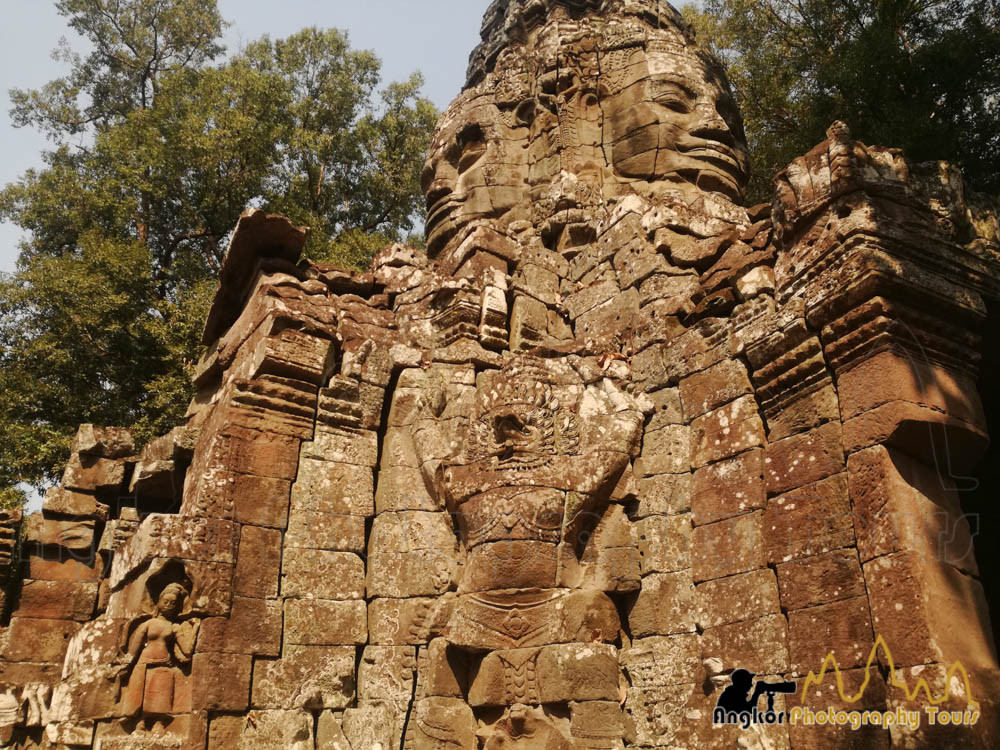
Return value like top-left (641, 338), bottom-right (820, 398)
top-left (0, 0), bottom-right (437, 495)
top-left (684, 0), bottom-right (1000, 202)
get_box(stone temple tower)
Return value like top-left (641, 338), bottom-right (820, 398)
top-left (0, 1), bottom-right (999, 748)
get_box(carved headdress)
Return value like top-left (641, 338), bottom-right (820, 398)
top-left (466, 0), bottom-right (695, 86)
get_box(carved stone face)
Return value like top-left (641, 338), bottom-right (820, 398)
top-left (156, 585), bottom-right (183, 619)
top-left (423, 21), bottom-right (749, 263)
top-left (422, 100), bottom-right (529, 258)
top-left (607, 46), bottom-right (749, 201)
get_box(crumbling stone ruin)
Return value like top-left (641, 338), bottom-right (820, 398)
top-left (1, 0), bottom-right (1000, 748)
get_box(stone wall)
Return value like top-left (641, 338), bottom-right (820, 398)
top-left (0, 1), bottom-right (998, 748)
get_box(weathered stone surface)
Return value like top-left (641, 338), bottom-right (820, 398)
top-left (848, 444), bottom-right (978, 571)
top-left (691, 511), bottom-right (766, 582)
top-left (62, 453), bottom-right (126, 493)
top-left (198, 596), bottom-right (282, 656)
top-left (690, 395), bottom-right (767, 468)
top-left (621, 634), bottom-right (701, 688)
top-left (285, 510), bottom-right (366, 552)
top-left (210, 709), bottom-right (313, 750)
top-left (628, 570), bottom-right (696, 637)
top-left (291, 459), bottom-right (374, 516)
top-left (3, 617), bottom-right (81, 663)
top-left (635, 514), bottom-right (690, 574)
top-left (786, 667), bottom-right (889, 750)
top-left (864, 551), bottom-right (997, 669)
top-left (764, 473), bottom-right (855, 564)
top-left (192, 652), bottom-right (252, 711)
top-left (764, 420), bottom-right (844, 495)
top-left (282, 549), bottom-right (365, 600)
top-left (284, 599), bottom-right (367, 646)
top-left (691, 448), bottom-right (766, 525)
top-left (679, 358), bottom-right (753, 420)
top-left (253, 646), bottom-right (356, 709)
top-left (635, 472), bottom-right (692, 518)
top-left (694, 568), bottom-right (780, 629)
top-left (776, 548), bottom-right (867, 611)
top-left (15, 580), bottom-right (98, 621)
top-left (234, 525), bottom-right (282, 598)
top-left (701, 614), bottom-right (790, 675)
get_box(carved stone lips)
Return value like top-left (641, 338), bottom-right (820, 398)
top-left (677, 141), bottom-right (745, 174)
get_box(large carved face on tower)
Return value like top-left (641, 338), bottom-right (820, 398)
top-left (605, 44), bottom-right (750, 201)
top-left (423, 2), bottom-right (750, 259)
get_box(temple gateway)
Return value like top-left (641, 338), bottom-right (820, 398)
top-left (1, 0), bottom-right (999, 748)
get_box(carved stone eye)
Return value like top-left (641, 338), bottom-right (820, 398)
top-left (457, 125), bottom-right (487, 173)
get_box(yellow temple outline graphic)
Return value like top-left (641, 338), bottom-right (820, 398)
top-left (801, 634), bottom-right (981, 711)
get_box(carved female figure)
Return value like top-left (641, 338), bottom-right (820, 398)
top-left (120, 582), bottom-right (199, 720)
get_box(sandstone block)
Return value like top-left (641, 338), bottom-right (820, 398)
top-left (635, 473), bottom-right (692, 518)
top-left (690, 395), bottom-right (766, 468)
top-left (661, 320), bottom-right (731, 385)
top-left (367, 597), bottom-right (454, 645)
top-left (695, 568), bottom-right (780, 630)
top-left (234, 525), bottom-right (281, 599)
top-left (42, 487), bottom-right (108, 519)
top-left (628, 570), bottom-right (696, 637)
top-left (210, 709), bottom-right (313, 749)
top-left (701, 614), bottom-right (789, 675)
top-left (691, 511), bottom-right (766, 582)
top-left (285, 509), bottom-right (365, 552)
top-left (374, 463), bottom-right (440, 512)
top-left (635, 424), bottom-right (691, 476)
top-left (282, 549), bottom-right (365, 600)
top-left (252, 645), bottom-right (356, 709)
top-left (406, 698), bottom-right (478, 749)
top-left (635, 514), bottom-right (691, 574)
top-left (62, 453), bottom-right (125, 493)
top-left (72, 424), bottom-right (135, 458)
top-left (646, 387), bottom-right (684, 430)
top-left (26, 516), bottom-right (96, 552)
top-left (284, 599), bottom-right (367, 646)
top-left (4, 617), bottom-right (80, 663)
top-left (192, 652), bottom-right (252, 711)
top-left (307, 430), bottom-right (378, 470)
top-left (621, 634), bottom-right (701, 688)
top-left (848, 445), bottom-right (978, 572)
top-left (28, 552), bottom-right (103, 582)
top-left (358, 646), bottom-right (417, 703)
top-left (198, 596), bottom-right (281, 656)
top-left (679, 359), bottom-right (753, 420)
top-left (625, 683), bottom-right (714, 748)
top-left (469, 644), bottom-right (620, 706)
top-left (764, 421), bottom-right (844, 496)
top-left (368, 549), bottom-right (456, 598)
top-left (15, 580), bottom-right (98, 622)
top-left (201, 427), bottom-right (301, 480)
top-left (291, 459), bottom-right (374, 516)
top-left (788, 596), bottom-right (875, 675)
top-left (691, 448), bottom-right (766, 525)
top-left (863, 551), bottom-right (997, 670)
top-left (416, 638), bottom-right (468, 699)
top-left (776, 548), bottom-right (866, 611)
top-left (786, 667), bottom-right (889, 750)
top-left (764, 473), bottom-right (855, 564)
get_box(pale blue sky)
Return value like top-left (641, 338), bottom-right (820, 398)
top-left (0, 0), bottom-right (493, 272)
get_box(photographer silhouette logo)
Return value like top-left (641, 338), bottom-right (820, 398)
top-left (713, 669), bottom-right (797, 730)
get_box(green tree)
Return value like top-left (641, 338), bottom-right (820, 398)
top-left (684, 0), bottom-right (1000, 202)
top-left (0, 0), bottom-right (437, 496)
